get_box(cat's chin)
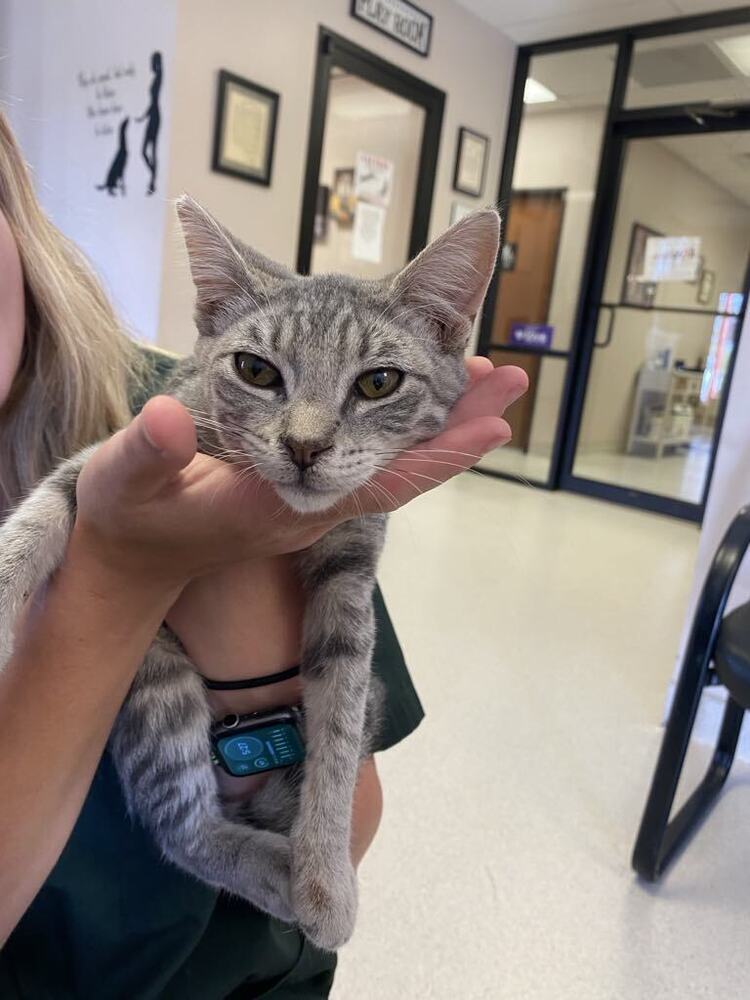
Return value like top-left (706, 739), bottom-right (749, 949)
top-left (274, 484), bottom-right (342, 514)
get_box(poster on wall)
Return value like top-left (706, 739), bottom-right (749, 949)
top-left (355, 151), bottom-right (394, 207)
top-left (643, 235), bottom-right (702, 283)
top-left (352, 202), bottom-right (386, 263)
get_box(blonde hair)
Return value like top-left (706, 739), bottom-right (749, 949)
top-left (0, 108), bottom-right (145, 509)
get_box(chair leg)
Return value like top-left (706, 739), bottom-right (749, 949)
top-left (632, 695), bottom-right (745, 881)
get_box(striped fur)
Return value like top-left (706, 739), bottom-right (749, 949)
top-left (0, 198), bottom-right (499, 951)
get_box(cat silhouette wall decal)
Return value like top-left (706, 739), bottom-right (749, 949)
top-left (135, 51), bottom-right (163, 195)
top-left (96, 116), bottom-right (129, 196)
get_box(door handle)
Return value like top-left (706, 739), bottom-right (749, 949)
top-left (595, 304), bottom-right (616, 349)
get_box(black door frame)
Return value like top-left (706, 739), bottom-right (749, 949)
top-left (297, 26), bottom-right (445, 275)
top-left (477, 5), bottom-right (750, 522)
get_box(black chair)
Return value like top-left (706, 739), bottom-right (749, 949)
top-left (632, 505), bottom-right (750, 882)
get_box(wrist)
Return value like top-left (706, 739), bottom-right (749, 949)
top-left (67, 519), bottom-right (188, 611)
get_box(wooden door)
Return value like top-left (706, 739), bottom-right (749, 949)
top-left (489, 190), bottom-right (564, 451)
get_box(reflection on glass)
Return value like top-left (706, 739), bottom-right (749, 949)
top-left (625, 25), bottom-right (750, 109)
top-left (572, 131), bottom-right (750, 505)
top-left (478, 44), bottom-right (616, 484)
top-left (310, 69), bottom-right (425, 279)
top-left (479, 355), bottom-right (567, 484)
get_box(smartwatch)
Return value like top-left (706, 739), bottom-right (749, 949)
top-left (210, 708), bottom-right (306, 777)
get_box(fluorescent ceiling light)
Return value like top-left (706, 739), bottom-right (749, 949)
top-left (716, 34), bottom-right (750, 76)
top-left (524, 77), bottom-right (557, 104)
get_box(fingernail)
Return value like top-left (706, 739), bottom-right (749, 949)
top-left (489, 433), bottom-right (512, 449)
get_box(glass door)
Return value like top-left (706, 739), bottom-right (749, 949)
top-left (567, 128), bottom-right (750, 518)
top-left (477, 42), bottom-right (617, 486)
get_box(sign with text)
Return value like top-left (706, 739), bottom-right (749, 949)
top-left (355, 151), bottom-right (394, 207)
top-left (350, 0), bottom-right (433, 57)
top-left (643, 236), bottom-right (702, 282)
top-left (510, 323), bottom-right (554, 350)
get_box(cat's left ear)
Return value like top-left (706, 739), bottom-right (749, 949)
top-left (176, 194), bottom-right (294, 334)
top-left (390, 209), bottom-right (500, 350)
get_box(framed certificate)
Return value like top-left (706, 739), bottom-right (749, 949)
top-left (452, 127), bottom-right (489, 198)
top-left (212, 70), bottom-right (279, 186)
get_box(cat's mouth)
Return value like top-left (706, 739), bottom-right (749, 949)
top-left (274, 482), bottom-right (343, 514)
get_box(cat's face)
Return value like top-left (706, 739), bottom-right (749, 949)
top-left (177, 196), bottom-right (500, 513)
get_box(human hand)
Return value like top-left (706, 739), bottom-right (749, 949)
top-left (74, 359), bottom-right (526, 589)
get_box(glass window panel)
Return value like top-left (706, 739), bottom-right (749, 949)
top-left (572, 132), bottom-right (750, 505)
top-left (479, 45), bottom-right (616, 483)
top-left (625, 25), bottom-right (750, 109)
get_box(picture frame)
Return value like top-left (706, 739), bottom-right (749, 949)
top-left (212, 69), bottom-right (279, 187)
top-left (328, 168), bottom-right (356, 228)
top-left (697, 268), bottom-right (716, 306)
top-left (452, 127), bottom-right (489, 198)
top-left (621, 222), bottom-right (661, 308)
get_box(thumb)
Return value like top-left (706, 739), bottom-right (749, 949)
top-left (103, 396), bottom-right (197, 501)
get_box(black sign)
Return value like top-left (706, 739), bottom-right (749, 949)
top-left (350, 0), bottom-right (433, 57)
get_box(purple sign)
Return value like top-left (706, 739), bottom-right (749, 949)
top-left (510, 323), bottom-right (554, 350)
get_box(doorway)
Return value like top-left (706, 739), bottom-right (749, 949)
top-left (478, 6), bottom-right (750, 522)
top-left (487, 189), bottom-right (564, 458)
top-left (297, 28), bottom-right (444, 277)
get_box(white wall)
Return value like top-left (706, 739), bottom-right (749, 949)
top-left (157, 0), bottom-right (516, 354)
top-left (669, 307), bottom-right (750, 759)
top-left (0, 0), bottom-right (176, 343)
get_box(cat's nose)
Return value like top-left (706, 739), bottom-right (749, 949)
top-left (282, 436), bottom-right (333, 471)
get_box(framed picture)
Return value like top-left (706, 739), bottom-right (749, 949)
top-left (453, 127), bottom-right (489, 197)
top-left (621, 222), bottom-right (661, 308)
top-left (697, 268), bottom-right (716, 306)
top-left (328, 168), bottom-right (356, 228)
top-left (212, 70), bottom-right (279, 186)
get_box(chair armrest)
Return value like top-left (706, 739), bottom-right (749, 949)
top-left (687, 505), bottom-right (750, 674)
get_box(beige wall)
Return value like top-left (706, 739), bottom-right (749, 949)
top-left (158, 0), bottom-right (516, 353)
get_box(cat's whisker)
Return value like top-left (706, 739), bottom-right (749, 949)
top-left (370, 464), bottom-right (422, 498)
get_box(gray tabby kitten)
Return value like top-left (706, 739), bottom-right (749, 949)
top-left (0, 196), bottom-right (499, 951)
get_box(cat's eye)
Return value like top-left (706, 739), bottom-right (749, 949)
top-left (356, 369), bottom-right (403, 400)
top-left (234, 353), bottom-right (282, 389)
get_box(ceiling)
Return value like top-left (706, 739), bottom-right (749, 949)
top-left (455, 0), bottom-right (747, 45)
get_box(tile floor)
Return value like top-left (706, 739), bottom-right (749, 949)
top-left (478, 439), bottom-right (711, 505)
top-left (333, 471), bottom-right (750, 1000)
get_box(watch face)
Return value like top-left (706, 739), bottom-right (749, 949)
top-left (215, 722), bottom-right (305, 776)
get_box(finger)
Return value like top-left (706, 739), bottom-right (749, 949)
top-left (352, 415), bottom-right (511, 515)
top-left (465, 356), bottom-right (493, 384)
top-left (444, 364), bottom-right (528, 431)
top-left (104, 396), bottom-right (198, 500)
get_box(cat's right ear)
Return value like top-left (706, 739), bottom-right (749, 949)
top-left (176, 194), bottom-right (293, 334)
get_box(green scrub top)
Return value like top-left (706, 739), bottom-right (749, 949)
top-left (0, 348), bottom-right (424, 999)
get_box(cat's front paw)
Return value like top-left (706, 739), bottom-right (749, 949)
top-left (244, 830), bottom-right (296, 925)
top-left (292, 860), bottom-right (358, 952)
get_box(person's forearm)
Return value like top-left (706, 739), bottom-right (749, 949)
top-left (350, 756), bottom-right (383, 868)
top-left (0, 525), bottom-right (182, 943)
